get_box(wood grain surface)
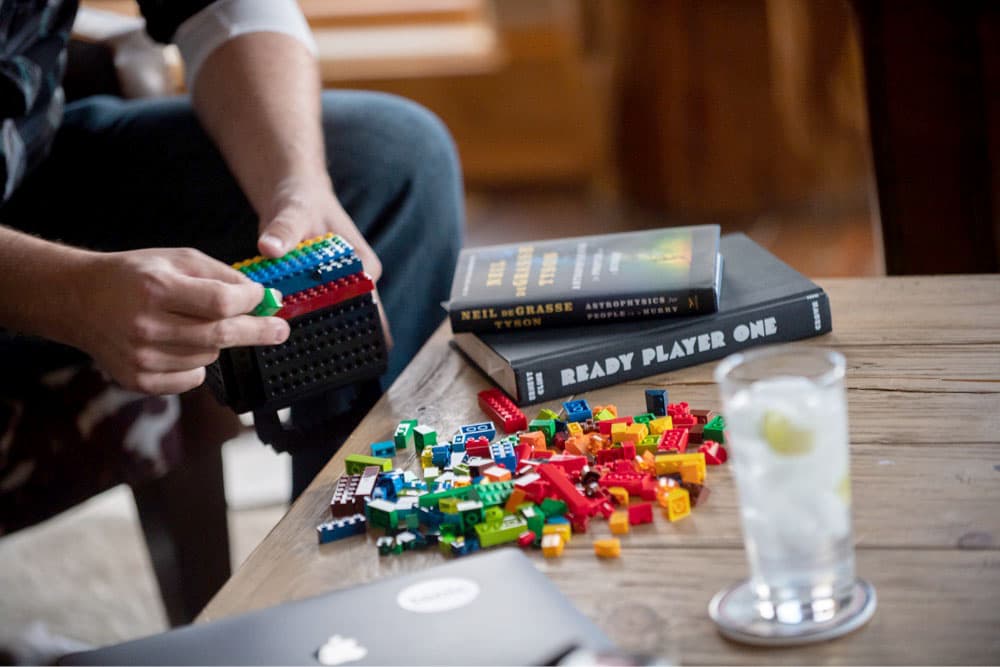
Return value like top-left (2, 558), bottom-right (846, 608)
top-left (200, 276), bottom-right (1000, 665)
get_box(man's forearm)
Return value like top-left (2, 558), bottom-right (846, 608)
top-left (191, 32), bottom-right (327, 227)
top-left (0, 226), bottom-right (93, 344)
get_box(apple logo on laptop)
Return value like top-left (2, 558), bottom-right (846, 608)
top-left (316, 635), bottom-right (368, 666)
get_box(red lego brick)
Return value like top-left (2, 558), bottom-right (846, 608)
top-left (597, 448), bottom-right (627, 465)
top-left (698, 440), bottom-right (728, 465)
top-left (687, 424), bottom-right (705, 445)
top-left (537, 464), bottom-right (600, 517)
top-left (598, 416), bottom-right (634, 436)
top-left (667, 402), bottom-right (690, 417)
top-left (657, 428), bottom-right (689, 453)
top-left (598, 469), bottom-right (650, 496)
top-left (551, 431), bottom-right (569, 452)
top-left (466, 438), bottom-right (491, 459)
top-left (622, 442), bottom-right (637, 459)
top-left (515, 442), bottom-right (534, 465)
top-left (531, 449), bottom-right (553, 459)
top-left (671, 414), bottom-right (698, 429)
top-left (547, 454), bottom-right (587, 476)
top-left (276, 272), bottom-right (376, 319)
top-left (566, 511), bottom-right (589, 534)
top-left (517, 530), bottom-right (536, 547)
top-left (519, 479), bottom-right (550, 504)
top-left (330, 473), bottom-right (363, 517)
top-left (627, 502), bottom-right (654, 525)
top-left (478, 389), bottom-right (528, 433)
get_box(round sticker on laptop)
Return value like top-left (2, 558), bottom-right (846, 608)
top-left (396, 577), bottom-right (480, 613)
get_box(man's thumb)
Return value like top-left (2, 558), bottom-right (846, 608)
top-left (258, 214), bottom-right (303, 258)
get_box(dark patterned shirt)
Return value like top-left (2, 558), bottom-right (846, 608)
top-left (0, 0), bottom-right (213, 202)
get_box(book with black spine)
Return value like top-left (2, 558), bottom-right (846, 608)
top-left (447, 225), bottom-right (722, 333)
top-left (452, 234), bottom-right (832, 405)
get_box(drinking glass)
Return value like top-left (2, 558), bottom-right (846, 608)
top-left (709, 345), bottom-right (876, 645)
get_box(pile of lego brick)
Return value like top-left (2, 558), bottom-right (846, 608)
top-left (208, 234), bottom-right (387, 414)
top-left (317, 388), bottom-right (728, 559)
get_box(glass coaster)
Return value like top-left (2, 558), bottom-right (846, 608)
top-left (708, 579), bottom-right (877, 647)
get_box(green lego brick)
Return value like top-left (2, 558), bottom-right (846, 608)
top-left (414, 425), bottom-right (438, 453)
top-left (594, 408), bottom-right (615, 421)
top-left (457, 500), bottom-right (484, 532)
top-left (484, 506), bottom-right (504, 527)
top-left (474, 481), bottom-right (514, 508)
top-left (365, 499), bottom-right (398, 530)
top-left (474, 514), bottom-right (528, 548)
top-left (438, 534), bottom-right (456, 555)
top-left (536, 408), bottom-right (560, 421)
top-left (636, 435), bottom-right (659, 456)
top-left (633, 412), bottom-right (655, 425)
top-left (704, 415), bottom-right (726, 443)
top-left (345, 454), bottom-right (392, 475)
top-left (403, 512), bottom-right (420, 531)
top-left (418, 485), bottom-right (478, 508)
top-left (528, 419), bottom-right (556, 441)
top-left (539, 498), bottom-right (568, 518)
top-left (453, 462), bottom-right (471, 477)
top-left (394, 420), bottom-right (418, 450)
top-left (517, 503), bottom-right (545, 538)
top-left (250, 287), bottom-right (283, 317)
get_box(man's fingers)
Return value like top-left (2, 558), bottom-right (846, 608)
top-left (172, 247), bottom-right (257, 285)
top-left (160, 314), bottom-right (289, 350)
top-left (132, 368), bottom-right (207, 395)
top-left (258, 213), bottom-right (306, 258)
top-left (130, 345), bottom-right (221, 373)
top-left (160, 274), bottom-right (266, 319)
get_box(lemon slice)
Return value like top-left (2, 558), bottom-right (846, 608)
top-left (760, 410), bottom-right (814, 456)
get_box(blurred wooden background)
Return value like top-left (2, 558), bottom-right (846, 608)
top-left (81, 0), bottom-right (882, 276)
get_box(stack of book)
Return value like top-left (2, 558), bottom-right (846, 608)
top-left (447, 226), bottom-right (832, 405)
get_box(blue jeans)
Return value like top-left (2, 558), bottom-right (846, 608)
top-left (1, 90), bottom-right (464, 496)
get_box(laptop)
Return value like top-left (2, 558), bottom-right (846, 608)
top-left (62, 548), bottom-right (615, 665)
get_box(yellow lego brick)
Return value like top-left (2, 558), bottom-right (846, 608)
top-left (611, 422), bottom-right (631, 443)
top-left (541, 533), bottom-right (565, 558)
top-left (609, 511), bottom-right (630, 535)
top-left (654, 452), bottom-right (706, 480)
top-left (543, 522), bottom-right (572, 544)
top-left (420, 448), bottom-right (434, 468)
top-left (626, 423), bottom-right (649, 441)
top-left (662, 487), bottom-right (691, 522)
top-left (593, 538), bottom-right (622, 558)
top-left (648, 416), bottom-right (674, 435)
top-left (567, 421), bottom-right (584, 437)
top-left (607, 487), bottom-right (630, 506)
top-left (679, 460), bottom-right (705, 484)
top-left (439, 497), bottom-right (460, 514)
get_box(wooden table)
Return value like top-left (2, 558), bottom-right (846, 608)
top-left (200, 276), bottom-right (1000, 665)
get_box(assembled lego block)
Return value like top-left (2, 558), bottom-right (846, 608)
top-left (661, 487), bottom-right (691, 522)
top-left (413, 425), bottom-right (438, 453)
top-left (345, 454), bottom-right (392, 474)
top-left (562, 399), bottom-right (593, 423)
top-left (316, 513), bottom-right (367, 544)
top-left (235, 234), bottom-right (354, 295)
top-left (394, 419), bottom-right (417, 450)
top-left (654, 452), bottom-right (706, 482)
top-left (657, 428), bottom-right (689, 453)
top-left (370, 440), bottom-right (395, 458)
top-left (609, 511), bottom-right (630, 535)
top-left (477, 389), bottom-right (528, 433)
top-left (251, 287), bottom-right (283, 317)
top-left (536, 408), bottom-right (560, 421)
top-left (703, 415), bottom-right (726, 443)
top-left (275, 272), bottom-right (375, 320)
top-left (460, 421), bottom-right (497, 442)
top-left (698, 440), bottom-right (728, 465)
top-left (645, 389), bottom-right (669, 416)
top-left (541, 533), bottom-right (565, 558)
top-left (627, 502), bottom-right (654, 525)
top-left (593, 538), bottom-right (622, 558)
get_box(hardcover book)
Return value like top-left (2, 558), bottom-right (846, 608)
top-left (452, 234), bottom-right (832, 405)
top-left (446, 225), bottom-right (722, 333)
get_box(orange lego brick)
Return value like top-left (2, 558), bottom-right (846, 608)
top-left (609, 511), bottom-right (630, 535)
top-left (594, 538), bottom-right (622, 558)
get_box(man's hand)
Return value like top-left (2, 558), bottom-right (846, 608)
top-left (256, 176), bottom-right (382, 283)
top-left (67, 248), bottom-right (290, 395)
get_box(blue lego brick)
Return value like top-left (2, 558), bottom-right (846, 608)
top-left (431, 443), bottom-right (452, 468)
top-left (645, 389), bottom-right (669, 417)
top-left (316, 513), bottom-right (367, 544)
top-left (242, 237), bottom-right (352, 285)
top-left (563, 399), bottom-right (593, 422)
top-left (370, 440), bottom-right (395, 458)
top-left (460, 421), bottom-right (497, 442)
top-left (450, 433), bottom-right (468, 451)
top-left (314, 254), bottom-right (364, 285)
top-left (489, 441), bottom-right (517, 472)
top-left (418, 506), bottom-right (445, 529)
